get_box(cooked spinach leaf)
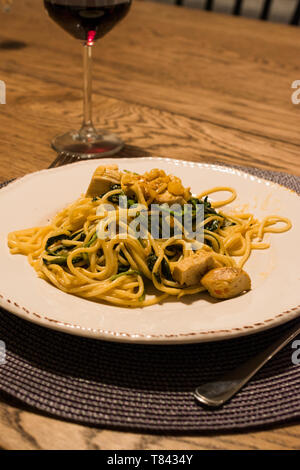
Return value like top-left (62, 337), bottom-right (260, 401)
top-left (110, 270), bottom-right (141, 281)
top-left (147, 253), bottom-right (173, 281)
top-left (45, 234), bottom-right (69, 250)
top-left (147, 253), bottom-right (158, 271)
top-left (117, 263), bottom-right (131, 274)
top-left (43, 254), bottom-right (85, 266)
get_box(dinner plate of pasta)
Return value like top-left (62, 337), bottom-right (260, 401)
top-left (0, 157), bottom-right (299, 343)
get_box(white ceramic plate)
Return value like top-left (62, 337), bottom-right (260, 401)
top-left (0, 157), bottom-right (299, 344)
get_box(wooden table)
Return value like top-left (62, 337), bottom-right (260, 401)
top-left (0, 0), bottom-right (299, 450)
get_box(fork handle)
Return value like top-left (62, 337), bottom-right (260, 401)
top-left (194, 321), bottom-right (300, 407)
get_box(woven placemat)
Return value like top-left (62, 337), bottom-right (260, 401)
top-left (0, 162), bottom-right (299, 432)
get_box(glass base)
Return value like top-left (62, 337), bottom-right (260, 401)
top-left (51, 130), bottom-right (124, 158)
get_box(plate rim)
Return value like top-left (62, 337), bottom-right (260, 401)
top-left (1, 157), bottom-right (300, 344)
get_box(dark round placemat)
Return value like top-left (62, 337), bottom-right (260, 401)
top-left (0, 163), bottom-right (299, 432)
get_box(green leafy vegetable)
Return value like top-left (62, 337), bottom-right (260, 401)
top-left (147, 253), bottom-right (158, 271)
top-left (107, 184), bottom-right (124, 204)
top-left (84, 233), bottom-right (97, 248)
top-left (117, 263), bottom-right (131, 274)
top-left (110, 270), bottom-right (141, 281)
top-left (43, 254), bottom-right (84, 266)
top-left (45, 233), bottom-right (69, 251)
top-left (146, 253), bottom-right (173, 281)
top-left (161, 258), bottom-right (173, 281)
top-left (46, 231), bottom-right (86, 254)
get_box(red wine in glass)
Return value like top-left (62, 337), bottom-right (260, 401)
top-left (44, 0), bottom-right (132, 157)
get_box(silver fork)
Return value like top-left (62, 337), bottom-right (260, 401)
top-left (194, 320), bottom-right (300, 407)
top-left (48, 152), bottom-right (84, 169)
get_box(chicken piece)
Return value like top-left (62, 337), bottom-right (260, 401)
top-left (86, 165), bottom-right (121, 198)
top-left (201, 267), bottom-right (251, 299)
top-left (153, 179), bottom-right (191, 206)
top-left (154, 191), bottom-right (187, 206)
top-left (121, 170), bottom-right (191, 206)
top-left (172, 251), bottom-right (215, 286)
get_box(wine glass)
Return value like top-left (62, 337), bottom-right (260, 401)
top-left (44, 0), bottom-right (132, 157)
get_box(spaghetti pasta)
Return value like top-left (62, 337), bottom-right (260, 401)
top-left (7, 166), bottom-right (292, 307)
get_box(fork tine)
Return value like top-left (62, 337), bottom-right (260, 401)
top-left (48, 151), bottom-right (92, 169)
top-left (48, 152), bottom-right (65, 169)
top-left (60, 152), bottom-right (75, 166)
top-left (48, 152), bottom-right (77, 169)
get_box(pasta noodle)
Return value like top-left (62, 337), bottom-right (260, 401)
top-left (7, 167), bottom-right (292, 307)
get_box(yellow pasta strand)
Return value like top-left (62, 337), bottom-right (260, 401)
top-left (7, 182), bottom-right (292, 307)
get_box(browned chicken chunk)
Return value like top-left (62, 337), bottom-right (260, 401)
top-left (201, 267), bottom-right (251, 299)
top-left (86, 165), bottom-right (121, 198)
top-left (121, 169), bottom-right (191, 206)
top-left (172, 251), bottom-right (215, 286)
top-left (154, 191), bottom-right (187, 206)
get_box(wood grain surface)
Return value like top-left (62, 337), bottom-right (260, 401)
top-left (0, 0), bottom-right (299, 450)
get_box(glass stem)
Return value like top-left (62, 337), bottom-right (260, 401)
top-left (79, 43), bottom-right (96, 140)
